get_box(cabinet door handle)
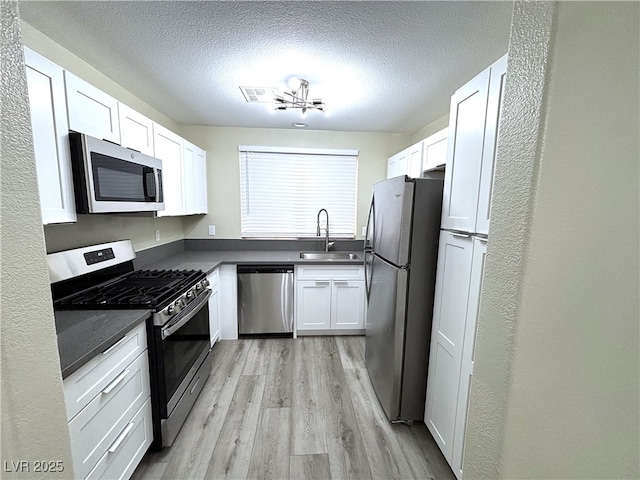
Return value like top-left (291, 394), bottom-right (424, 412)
top-left (477, 236), bottom-right (488, 243)
top-left (102, 335), bottom-right (127, 355)
top-left (315, 281), bottom-right (331, 285)
top-left (107, 422), bottom-right (134, 453)
top-left (450, 232), bottom-right (470, 238)
top-left (102, 369), bottom-right (130, 394)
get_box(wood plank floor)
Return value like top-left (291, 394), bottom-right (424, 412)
top-left (132, 337), bottom-right (455, 480)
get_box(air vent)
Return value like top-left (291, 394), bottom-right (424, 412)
top-left (239, 86), bottom-right (278, 103)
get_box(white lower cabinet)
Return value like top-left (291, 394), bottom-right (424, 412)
top-left (63, 321), bottom-right (151, 480)
top-left (207, 268), bottom-right (221, 346)
top-left (295, 265), bottom-right (365, 333)
top-left (424, 232), bottom-right (487, 479)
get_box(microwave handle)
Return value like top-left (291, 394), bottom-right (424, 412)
top-left (143, 167), bottom-right (158, 201)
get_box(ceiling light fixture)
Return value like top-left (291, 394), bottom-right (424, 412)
top-left (291, 122), bottom-right (308, 128)
top-left (275, 78), bottom-right (324, 114)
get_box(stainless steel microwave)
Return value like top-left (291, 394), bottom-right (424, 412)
top-left (68, 131), bottom-right (164, 213)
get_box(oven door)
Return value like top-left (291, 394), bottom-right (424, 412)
top-left (155, 289), bottom-right (211, 418)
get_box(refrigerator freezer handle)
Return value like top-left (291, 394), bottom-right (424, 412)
top-left (364, 250), bottom-right (373, 302)
top-left (365, 196), bottom-right (375, 251)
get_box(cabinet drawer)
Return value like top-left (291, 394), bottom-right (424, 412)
top-left (296, 265), bottom-right (364, 280)
top-left (69, 351), bottom-right (150, 480)
top-left (85, 398), bottom-right (153, 480)
top-left (207, 268), bottom-right (219, 287)
top-left (64, 322), bottom-right (147, 421)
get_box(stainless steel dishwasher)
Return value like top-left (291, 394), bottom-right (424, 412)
top-left (237, 265), bottom-right (294, 335)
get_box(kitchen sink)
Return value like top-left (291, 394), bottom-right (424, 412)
top-left (299, 252), bottom-right (359, 260)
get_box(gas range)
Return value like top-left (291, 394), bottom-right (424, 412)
top-left (53, 267), bottom-right (209, 327)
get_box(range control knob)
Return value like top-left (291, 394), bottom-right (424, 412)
top-left (195, 283), bottom-right (202, 292)
top-left (167, 305), bottom-right (174, 315)
top-left (202, 278), bottom-right (210, 288)
top-left (186, 290), bottom-right (194, 300)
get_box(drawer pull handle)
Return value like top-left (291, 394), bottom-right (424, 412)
top-left (451, 232), bottom-right (471, 239)
top-left (102, 335), bottom-right (128, 355)
top-left (334, 281), bottom-right (349, 285)
top-left (315, 281), bottom-right (331, 285)
top-left (108, 422), bottom-right (134, 453)
top-left (102, 369), bottom-right (130, 394)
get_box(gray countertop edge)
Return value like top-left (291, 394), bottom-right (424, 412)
top-left (140, 250), bottom-right (365, 275)
top-left (55, 309), bottom-right (151, 379)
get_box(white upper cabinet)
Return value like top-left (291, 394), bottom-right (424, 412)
top-left (64, 72), bottom-right (120, 143)
top-left (118, 103), bottom-right (154, 156)
top-left (193, 144), bottom-right (208, 214)
top-left (476, 55), bottom-right (508, 235)
top-left (441, 54), bottom-right (508, 234)
top-left (24, 47), bottom-right (77, 225)
top-left (422, 128), bottom-right (448, 172)
top-left (387, 149), bottom-right (408, 179)
top-left (153, 124), bottom-right (184, 217)
top-left (182, 140), bottom-right (208, 215)
top-left (407, 141), bottom-right (424, 178)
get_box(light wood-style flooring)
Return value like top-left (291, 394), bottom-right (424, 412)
top-left (132, 336), bottom-right (455, 480)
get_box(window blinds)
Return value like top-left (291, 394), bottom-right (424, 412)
top-left (239, 147), bottom-right (358, 238)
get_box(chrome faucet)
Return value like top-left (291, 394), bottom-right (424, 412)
top-left (316, 208), bottom-right (334, 252)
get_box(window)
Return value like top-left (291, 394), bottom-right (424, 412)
top-left (239, 146), bottom-right (358, 238)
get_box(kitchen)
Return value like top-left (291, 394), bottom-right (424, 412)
top-left (2, 1), bottom-right (639, 480)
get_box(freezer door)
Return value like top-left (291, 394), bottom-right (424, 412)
top-left (365, 253), bottom-right (408, 421)
top-left (372, 176), bottom-right (414, 266)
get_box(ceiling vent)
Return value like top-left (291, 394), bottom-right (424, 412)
top-left (240, 86), bottom-right (278, 103)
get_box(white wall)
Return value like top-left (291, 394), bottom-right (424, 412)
top-left (411, 114), bottom-right (449, 145)
top-left (1, 3), bottom-right (74, 476)
top-left (181, 126), bottom-right (410, 239)
top-left (464, 1), bottom-right (640, 478)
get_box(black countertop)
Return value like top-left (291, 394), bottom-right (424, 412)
top-left (55, 309), bottom-right (150, 378)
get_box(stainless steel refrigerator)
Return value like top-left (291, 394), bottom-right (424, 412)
top-left (364, 175), bottom-right (443, 422)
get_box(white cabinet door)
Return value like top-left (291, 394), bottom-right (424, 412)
top-left (476, 55), bottom-right (508, 235)
top-left (153, 124), bottom-right (184, 216)
top-left (193, 146), bottom-right (208, 214)
top-left (64, 72), bottom-right (120, 143)
top-left (296, 280), bottom-right (332, 330)
top-left (24, 48), bottom-right (77, 225)
top-left (424, 231), bottom-right (474, 462)
top-left (407, 141), bottom-right (424, 178)
top-left (451, 237), bottom-right (487, 479)
top-left (423, 128), bottom-right (448, 171)
top-left (183, 141), bottom-right (196, 214)
top-left (331, 280), bottom-right (365, 329)
top-left (440, 67), bottom-right (491, 232)
top-left (182, 141), bottom-right (208, 215)
top-left (387, 150), bottom-right (408, 179)
top-left (207, 269), bottom-right (220, 346)
top-left (118, 103), bottom-right (154, 156)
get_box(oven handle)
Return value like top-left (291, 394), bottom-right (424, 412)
top-left (161, 289), bottom-right (211, 340)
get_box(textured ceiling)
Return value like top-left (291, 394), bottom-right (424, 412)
top-left (19, 1), bottom-right (513, 133)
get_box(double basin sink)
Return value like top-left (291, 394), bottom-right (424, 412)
top-left (299, 252), bottom-right (359, 261)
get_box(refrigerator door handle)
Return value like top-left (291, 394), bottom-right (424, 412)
top-left (364, 250), bottom-right (373, 302)
top-left (365, 196), bottom-right (375, 251)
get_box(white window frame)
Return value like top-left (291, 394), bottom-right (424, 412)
top-left (238, 145), bottom-right (359, 239)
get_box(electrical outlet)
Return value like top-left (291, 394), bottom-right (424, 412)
top-left (362, 226), bottom-right (367, 237)
top-left (208, 225), bottom-right (216, 236)
top-left (155, 229), bottom-right (160, 242)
